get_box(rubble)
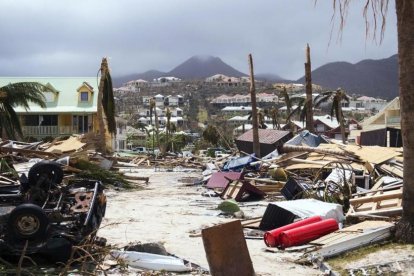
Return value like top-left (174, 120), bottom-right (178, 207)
top-left (188, 130), bottom-right (406, 274)
top-left (0, 129), bottom-right (408, 274)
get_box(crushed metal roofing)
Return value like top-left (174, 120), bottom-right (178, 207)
top-left (314, 115), bottom-right (340, 129)
top-left (236, 129), bottom-right (291, 144)
top-left (285, 130), bottom-right (329, 147)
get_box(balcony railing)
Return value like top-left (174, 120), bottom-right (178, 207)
top-left (22, 126), bottom-right (76, 138)
top-left (386, 116), bottom-right (401, 125)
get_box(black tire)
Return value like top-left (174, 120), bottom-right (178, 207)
top-left (28, 161), bottom-right (64, 186)
top-left (7, 204), bottom-right (49, 242)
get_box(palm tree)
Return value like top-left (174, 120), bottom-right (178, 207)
top-left (248, 54), bottom-right (260, 157)
top-left (203, 125), bottom-right (220, 146)
top-left (0, 82), bottom-right (47, 139)
top-left (287, 96), bottom-right (306, 123)
top-left (304, 44), bottom-right (315, 133)
top-left (394, 0), bottom-right (414, 242)
top-left (314, 88), bottom-right (350, 144)
top-left (165, 107), bottom-right (172, 153)
top-left (149, 99), bottom-right (155, 126)
top-left (149, 99), bottom-right (156, 154)
top-left (323, 0), bottom-right (414, 245)
top-left (97, 58), bottom-right (116, 153)
top-left (281, 87), bottom-right (292, 118)
top-left (270, 107), bottom-right (280, 130)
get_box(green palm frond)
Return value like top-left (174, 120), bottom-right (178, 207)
top-left (0, 82), bottom-right (47, 139)
top-left (102, 71), bottom-right (116, 135)
top-left (0, 82), bottom-right (47, 110)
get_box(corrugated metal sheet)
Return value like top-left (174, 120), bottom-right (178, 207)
top-left (235, 129), bottom-right (293, 157)
top-left (206, 172), bottom-right (242, 189)
top-left (285, 130), bottom-right (329, 147)
top-left (236, 129), bottom-right (292, 144)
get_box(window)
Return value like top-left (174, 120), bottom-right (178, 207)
top-left (80, 92), bottom-right (89, 102)
top-left (24, 115), bottom-right (39, 126)
top-left (43, 91), bottom-right (56, 102)
top-left (40, 115), bottom-right (58, 126)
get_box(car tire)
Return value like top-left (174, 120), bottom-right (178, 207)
top-left (28, 161), bottom-right (64, 186)
top-left (7, 204), bottom-right (49, 242)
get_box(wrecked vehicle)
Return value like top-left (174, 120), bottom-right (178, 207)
top-left (0, 161), bottom-right (106, 261)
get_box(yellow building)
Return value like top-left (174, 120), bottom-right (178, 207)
top-left (0, 77), bottom-right (99, 140)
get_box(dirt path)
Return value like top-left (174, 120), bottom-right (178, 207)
top-left (99, 168), bottom-right (320, 275)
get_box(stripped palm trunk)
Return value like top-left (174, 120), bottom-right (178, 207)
top-left (96, 58), bottom-right (108, 152)
top-left (305, 44), bottom-right (314, 133)
top-left (248, 54), bottom-right (260, 158)
top-left (395, 0), bottom-right (414, 242)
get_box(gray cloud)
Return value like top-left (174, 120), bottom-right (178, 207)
top-left (0, 0), bottom-right (397, 80)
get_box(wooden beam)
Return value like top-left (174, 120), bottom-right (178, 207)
top-left (350, 189), bottom-right (402, 205)
top-left (0, 146), bottom-right (57, 157)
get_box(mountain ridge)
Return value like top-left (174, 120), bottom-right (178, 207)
top-left (113, 54), bottom-right (399, 99)
top-left (296, 54), bottom-right (398, 99)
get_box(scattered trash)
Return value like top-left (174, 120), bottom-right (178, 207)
top-left (110, 250), bottom-right (192, 272)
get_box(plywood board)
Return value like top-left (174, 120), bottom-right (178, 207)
top-left (202, 220), bottom-right (255, 276)
top-left (44, 136), bottom-right (86, 153)
top-left (311, 220), bottom-right (394, 258)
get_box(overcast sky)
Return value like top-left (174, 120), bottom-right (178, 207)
top-left (0, 0), bottom-right (397, 80)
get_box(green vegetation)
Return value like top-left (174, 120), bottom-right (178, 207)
top-left (74, 159), bottom-right (133, 189)
top-left (0, 82), bottom-right (47, 139)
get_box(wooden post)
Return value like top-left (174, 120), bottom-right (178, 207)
top-left (305, 44), bottom-right (314, 133)
top-left (248, 54), bottom-right (261, 158)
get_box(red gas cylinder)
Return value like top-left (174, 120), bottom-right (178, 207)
top-left (263, 216), bottom-right (322, 247)
top-left (279, 218), bottom-right (339, 249)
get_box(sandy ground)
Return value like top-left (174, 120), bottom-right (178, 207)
top-left (98, 168), bottom-right (321, 275)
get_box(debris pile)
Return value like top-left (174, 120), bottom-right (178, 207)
top-left (195, 130), bottom-right (404, 274)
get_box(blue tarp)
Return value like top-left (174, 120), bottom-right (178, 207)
top-left (222, 154), bottom-right (256, 172)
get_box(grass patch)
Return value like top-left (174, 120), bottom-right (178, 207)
top-left (327, 242), bottom-right (414, 275)
top-left (73, 159), bottom-right (134, 189)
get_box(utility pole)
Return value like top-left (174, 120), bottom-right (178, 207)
top-left (305, 44), bottom-right (314, 133)
top-left (248, 54), bottom-right (260, 158)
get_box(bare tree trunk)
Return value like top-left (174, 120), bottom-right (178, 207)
top-left (338, 106), bottom-right (346, 144)
top-left (305, 44), bottom-right (314, 133)
top-left (154, 106), bottom-right (159, 149)
top-left (395, 0), bottom-right (414, 242)
top-left (248, 54), bottom-right (261, 158)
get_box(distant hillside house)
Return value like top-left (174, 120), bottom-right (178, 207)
top-left (150, 76), bottom-right (181, 87)
top-left (142, 94), bottom-right (184, 107)
top-left (228, 115), bottom-right (272, 128)
top-left (0, 77), bottom-right (101, 140)
top-left (344, 96), bottom-right (388, 112)
top-left (126, 79), bottom-right (149, 88)
top-left (211, 93), bottom-right (277, 108)
top-left (273, 83), bottom-right (322, 92)
top-left (221, 106), bottom-right (257, 113)
top-left (205, 74), bottom-right (249, 87)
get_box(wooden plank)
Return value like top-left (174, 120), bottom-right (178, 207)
top-left (350, 189), bottom-right (402, 205)
top-left (380, 164), bottom-right (404, 178)
top-left (241, 217), bottom-right (262, 229)
top-left (0, 146), bottom-right (57, 157)
top-left (202, 220), bottom-right (255, 276)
